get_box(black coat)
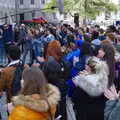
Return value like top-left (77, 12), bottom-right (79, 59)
top-left (72, 87), bottom-right (106, 120)
top-left (42, 56), bottom-right (72, 120)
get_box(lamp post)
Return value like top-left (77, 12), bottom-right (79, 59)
top-left (15, 0), bottom-right (19, 25)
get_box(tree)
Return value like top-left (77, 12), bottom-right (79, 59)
top-left (44, 0), bottom-right (118, 21)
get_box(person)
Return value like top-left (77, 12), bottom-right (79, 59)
top-left (8, 66), bottom-right (60, 120)
top-left (115, 35), bottom-right (120, 52)
top-left (42, 40), bottom-right (72, 120)
top-left (91, 31), bottom-right (101, 46)
top-left (99, 28), bottom-right (106, 41)
top-left (24, 28), bottom-right (35, 66)
top-left (105, 33), bottom-right (116, 44)
top-left (0, 28), bottom-right (8, 67)
top-left (104, 85), bottom-right (120, 120)
top-left (43, 28), bottom-right (55, 43)
top-left (0, 45), bottom-right (21, 102)
top-left (72, 57), bottom-right (109, 120)
top-left (42, 28), bottom-right (56, 59)
top-left (18, 24), bottom-right (27, 53)
top-left (2, 24), bottom-right (13, 46)
top-left (97, 43), bottom-right (115, 87)
top-left (33, 29), bottom-right (44, 63)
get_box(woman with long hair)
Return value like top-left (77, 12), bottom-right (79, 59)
top-left (97, 43), bottom-right (115, 87)
top-left (8, 66), bottom-right (60, 120)
top-left (43, 40), bottom-right (72, 120)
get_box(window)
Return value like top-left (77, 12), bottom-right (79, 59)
top-left (32, 12), bottom-right (35, 19)
top-left (20, 0), bottom-right (23, 4)
top-left (20, 14), bottom-right (24, 23)
top-left (41, 0), bottom-right (45, 4)
top-left (31, 0), bottom-right (34, 4)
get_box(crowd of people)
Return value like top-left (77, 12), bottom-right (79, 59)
top-left (0, 22), bottom-right (120, 120)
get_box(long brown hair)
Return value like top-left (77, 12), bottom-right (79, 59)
top-left (21, 66), bottom-right (47, 97)
top-left (100, 44), bottom-right (115, 87)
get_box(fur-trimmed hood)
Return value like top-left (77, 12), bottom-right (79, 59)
top-left (73, 58), bottom-right (109, 97)
top-left (12, 84), bottom-right (60, 112)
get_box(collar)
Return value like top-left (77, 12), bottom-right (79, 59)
top-left (8, 60), bottom-right (20, 67)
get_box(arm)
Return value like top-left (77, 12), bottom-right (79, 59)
top-left (0, 70), bottom-right (6, 94)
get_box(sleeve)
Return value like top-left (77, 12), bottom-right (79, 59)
top-left (104, 100), bottom-right (120, 120)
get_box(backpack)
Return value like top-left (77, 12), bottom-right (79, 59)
top-left (11, 51), bottom-right (27, 96)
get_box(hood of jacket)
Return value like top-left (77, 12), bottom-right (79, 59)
top-left (12, 84), bottom-right (60, 112)
top-left (74, 59), bottom-right (108, 97)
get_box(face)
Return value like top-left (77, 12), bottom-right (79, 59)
top-left (97, 49), bottom-right (105, 58)
top-left (4, 24), bottom-right (9, 30)
top-left (78, 29), bottom-right (83, 34)
top-left (35, 29), bottom-right (40, 35)
top-left (28, 30), bottom-right (34, 37)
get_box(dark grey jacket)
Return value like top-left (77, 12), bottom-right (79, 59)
top-left (104, 100), bottom-right (120, 120)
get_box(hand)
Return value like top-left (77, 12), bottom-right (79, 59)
top-left (37, 57), bottom-right (45, 63)
top-left (32, 63), bottom-right (40, 67)
top-left (104, 85), bottom-right (120, 100)
top-left (8, 103), bottom-right (14, 114)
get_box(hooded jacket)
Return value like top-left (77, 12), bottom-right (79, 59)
top-left (72, 58), bottom-right (109, 120)
top-left (9, 84), bottom-right (60, 120)
top-left (73, 58), bottom-right (109, 97)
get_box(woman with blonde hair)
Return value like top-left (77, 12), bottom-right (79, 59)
top-left (8, 66), bottom-right (60, 120)
top-left (72, 57), bottom-right (109, 120)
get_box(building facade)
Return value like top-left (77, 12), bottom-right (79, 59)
top-left (0, 0), bottom-right (15, 24)
top-left (95, 0), bottom-right (120, 27)
top-left (0, 0), bottom-right (59, 24)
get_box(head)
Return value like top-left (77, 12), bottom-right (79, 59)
top-left (46, 40), bottom-right (62, 61)
top-left (94, 25), bottom-right (100, 31)
top-left (99, 28), bottom-right (104, 35)
top-left (98, 44), bottom-right (115, 60)
top-left (106, 33), bottom-right (115, 43)
top-left (85, 57), bottom-right (104, 74)
top-left (6, 45), bottom-right (21, 61)
top-left (101, 40), bottom-right (112, 45)
top-left (107, 25), bottom-right (117, 33)
top-left (80, 42), bottom-right (94, 56)
top-left (78, 28), bottom-right (84, 34)
top-left (28, 28), bottom-right (35, 37)
top-left (35, 29), bottom-right (40, 35)
top-left (3, 24), bottom-right (9, 30)
top-left (21, 66), bottom-right (47, 97)
top-left (84, 33), bottom-right (91, 43)
top-left (91, 31), bottom-right (99, 40)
